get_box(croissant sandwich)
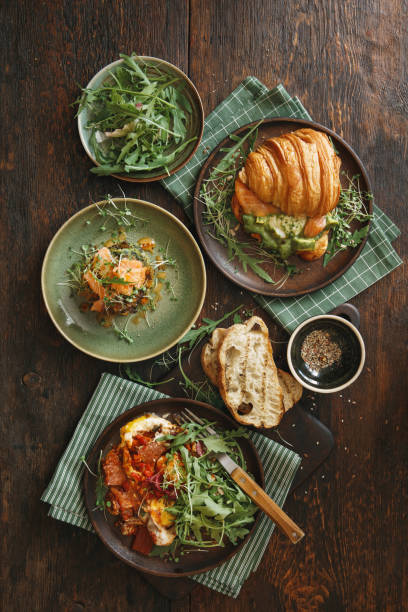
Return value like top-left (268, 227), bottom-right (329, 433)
top-left (232, 128), bottom-right (341, 261)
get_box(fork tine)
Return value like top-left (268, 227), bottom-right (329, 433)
top-left (182, 407), bottom-right (205, 425)
top-left (181, 408), bottom-right (217, 436)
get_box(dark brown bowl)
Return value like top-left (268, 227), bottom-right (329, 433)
top-left (83, 398), bottom-right (264, 577)
top-left (194, 117), bottom-right (373, 297)
top-left (78, 56), bottom-right (204, 182)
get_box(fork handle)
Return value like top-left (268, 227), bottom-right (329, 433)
top-left (231, 466), bottom-right (305, 544)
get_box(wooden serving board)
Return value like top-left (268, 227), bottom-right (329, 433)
top-left (136, 346), bottom-right (334, 600)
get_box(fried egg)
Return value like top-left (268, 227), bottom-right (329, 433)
top-left (147, 498), bottom-right (176, 545)
top-left (120, 414), bottom-right (176, 448)
top-left (149, 497), bottom-right (175, 528)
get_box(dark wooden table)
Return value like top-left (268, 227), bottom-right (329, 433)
top-left (1, 2), bottom-right (407, 611)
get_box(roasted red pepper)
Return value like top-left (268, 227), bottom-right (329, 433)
top-left (131, 526), bottom-right (154, 555)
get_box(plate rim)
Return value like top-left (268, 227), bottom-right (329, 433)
top-left (83, 397), bottom-right (265, 577)
top-left (41, 198), bottom-right (207, 362)
top-left (77, 56), bottom-right (204, 182)
top-left (193, 117), bottom-right (373, 297)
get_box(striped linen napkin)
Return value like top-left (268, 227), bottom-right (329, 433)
top-left (161, 78), bottom-right (402, 332)
top-left (42, 373), bottom-right (301, 598)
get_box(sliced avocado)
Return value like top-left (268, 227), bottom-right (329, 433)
top-left (266, 216), bottom-right (287, 239)
top-left (242, 213), bottom-right (323, 257)
top-left (278, 239), bottom-right (293, 260)
top-left (325, 212), bottom-right (339, 228)
top-left (261, 232), bottom-right (279, 250)
top-left (293, 236), bottom-right (318, 251)
top-left (242, 214), bottom-right (260, 232)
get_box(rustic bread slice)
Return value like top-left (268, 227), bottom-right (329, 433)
top-left (277, 369), bottom-right (303, 412)
top-left (218, 316), bottom-right (284, 428)
top-left (201, 327), bottom-right (227, 386)
top-left (202, 321), bottom-right (304, 417)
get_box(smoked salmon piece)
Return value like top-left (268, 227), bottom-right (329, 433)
top-left (234, 178), bottom-right (280, 221)
top-left (303, 215), bottom-right (327, 237)
top-left (82, 247), bottom-right (148, 311)
top-left (112, 258), bottom-right (147, 296)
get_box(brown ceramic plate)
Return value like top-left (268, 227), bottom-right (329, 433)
top-left (83, 398), bottom-right (264, 577)
top-left (193, 118), bottom-right (373, 297)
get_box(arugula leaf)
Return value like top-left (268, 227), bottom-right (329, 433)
top-left (122, 367), bottom-right (174, 388)
top-left (81, 451), bottom-right (109, 513)
top-left (179, 304), bottom-right (242, 348)
top-left (202, 435), bottom-right (231, 454)
top-left (158, 421), bottom-right (257, 549)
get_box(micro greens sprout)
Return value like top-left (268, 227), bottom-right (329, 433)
top-left (323, 173), bottom-right (373, 266)
top-left (112, 316), bottom-right (134, 344)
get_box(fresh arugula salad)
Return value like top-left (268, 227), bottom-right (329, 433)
top-left (76, 53), bottom-right (198, 176)
top-left (156, 421), bottom-right (258, 555)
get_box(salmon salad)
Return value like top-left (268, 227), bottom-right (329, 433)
top-left (62, 231), bottom-right (177, 340)
top-left (81, 242), bottom-right (152, 315)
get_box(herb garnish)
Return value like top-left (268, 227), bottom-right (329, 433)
top-left (60, 197), bottom-right (178, 344)
top-left (81, 451), bottom-right (110, 514)
top-left (178, 350), bottom-right (224, 409)
top-left (95, 193), bottom-right (147, 231)
top-left (323, 173), bottom-right (373, 266)
top-left (123, 368), bottom-right (174, 388)
top-left (112, 316), bottom-right (134, 344)
top-left (200, 128), bottom-right (373, 279)
top-left (179, 304), bottom-right (242, 349)
top-left (76, 53), bottom-right (197, 176)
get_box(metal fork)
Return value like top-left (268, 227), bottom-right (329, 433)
top-left (179, 408), bottom-right (305, 544)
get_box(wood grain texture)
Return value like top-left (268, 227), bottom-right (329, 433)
top-left (1, 0), bottom-right (407, 611)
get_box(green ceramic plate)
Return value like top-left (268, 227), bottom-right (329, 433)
top-left (41, 198), bottom-right (206, 362)
top-left (77, 56), bottom-right (204, 182)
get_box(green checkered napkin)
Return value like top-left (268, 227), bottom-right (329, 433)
top-left (161, 78), bottom-right (402, 332)
top-left (42, 373), bottom-right (301, 598)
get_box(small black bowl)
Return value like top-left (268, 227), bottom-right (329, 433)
top-left (287, 304), bottom-right (365, 393)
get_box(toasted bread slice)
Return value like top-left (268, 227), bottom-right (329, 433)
top-left (218, 316), bottom-right (284, 428)
top-left (202, 321), bottom-right (303, 417)
top-left (201, 327), bottom-right (227, 385)
top-left (277, 369), bottom-right (303, 412)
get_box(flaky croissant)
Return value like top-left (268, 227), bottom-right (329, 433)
top-left (240, 128), bottom-right (341, 217)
